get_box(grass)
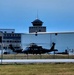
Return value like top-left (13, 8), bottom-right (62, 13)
top-left (0, 54), bottom-right (74, 59)
top-left (0, 63), bottom-right (74, 75)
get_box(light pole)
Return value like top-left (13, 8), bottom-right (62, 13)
top-left (0, 33), bottom-right (3, 64)
top-left (35, 32), bottom-right (38, 36)
top-left (1, 43), bottom-right (3, 64)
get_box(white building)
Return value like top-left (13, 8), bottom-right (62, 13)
top-left (21, 32), bottom-right (74, 53)
top-left (0, 29), bottom-right (21, 54)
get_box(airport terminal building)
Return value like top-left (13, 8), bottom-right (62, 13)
top-left (0, 29), bottom-right (21, 53)
top-left (0, 18), bottom-right (74, 54)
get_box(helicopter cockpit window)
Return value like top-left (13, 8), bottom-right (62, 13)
top-left (34, 48), bottom-right (38, 50)
top-left (25, 47), bottom-right (30, 50)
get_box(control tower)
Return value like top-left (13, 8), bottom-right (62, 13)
top-left (29, 18), bottom-right (46, 33)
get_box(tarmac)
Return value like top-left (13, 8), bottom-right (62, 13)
top-left (0, 59), bottom-right (74, 64)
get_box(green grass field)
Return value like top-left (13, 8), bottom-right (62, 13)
top-left (0, 63), bottom-right (74, 75)
top-left (0, 54), bottom-right (74, 59)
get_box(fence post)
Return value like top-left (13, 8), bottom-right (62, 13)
top-left (1, 43), bottom-right (3, 64)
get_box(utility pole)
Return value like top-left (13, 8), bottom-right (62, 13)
top-left (1, 43), bottom-right (3, 64)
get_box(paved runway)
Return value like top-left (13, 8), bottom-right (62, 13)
top-left (0, 59), bottom-right (74, 64)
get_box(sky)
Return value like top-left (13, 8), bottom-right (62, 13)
top-left (0, 0), bottom-right (74, 33)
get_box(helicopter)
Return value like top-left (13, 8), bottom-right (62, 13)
top-left (22, 42), bottom-right (58, 54)
top-left (56, 50), bottom-right (68, 54)
top-left (9, 42), bottom-right (58, 54)
top-left (9, 44), bottom-right (23, 53)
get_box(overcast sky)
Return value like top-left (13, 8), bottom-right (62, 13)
top-left (0, 0), bottom-right (74, 33)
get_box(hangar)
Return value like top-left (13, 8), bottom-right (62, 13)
top-left (21, 32), bottom-right (74, 53)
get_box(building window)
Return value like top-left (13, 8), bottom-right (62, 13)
top-left (0, 31), bottom-right (3, 33)
top-left (3, 40), bottom-right (5, 42)
top-left (0, 36), bottom-right (2, 43)
top-left (12, 31), bottom-right (14, 33)
top-left (7, 40), bottom-right (9, 43)
top-left (39, 30), bottom-right (41, 32)
top-left (4, 31), bottom-right (7, 33)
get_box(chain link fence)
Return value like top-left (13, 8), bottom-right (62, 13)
top-left (0, 43), bottom-right (74, 64)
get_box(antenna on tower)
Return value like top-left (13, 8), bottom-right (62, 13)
top-left (36, 10), bottom-right (39, 19)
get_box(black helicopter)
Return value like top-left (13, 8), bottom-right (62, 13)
top-left (9, 44), bottom-right (23, 53)
top-left (22, 42), bottom-right (58, 54)
top-left (56, 50), bottom-right (68, 54)
top-left (9, 42), bottom-right (58, 54)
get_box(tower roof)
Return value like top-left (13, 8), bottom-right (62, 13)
top-left (31, 18), bottom-right (43, 26)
